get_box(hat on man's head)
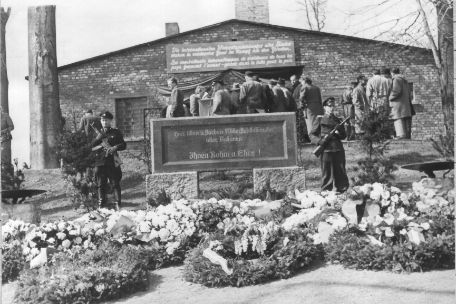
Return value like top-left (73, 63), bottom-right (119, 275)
top-left (100, 111), bottom-right (114, 119)
top-left (322, 97), bottom-right (335, 107)
top-left (213, 79), bottom-right (225, 86)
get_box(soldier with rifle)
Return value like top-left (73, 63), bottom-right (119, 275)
top-left (91, 111), bottom-right (126, 210)
top-left (310, 97), bottom-right (350, 193)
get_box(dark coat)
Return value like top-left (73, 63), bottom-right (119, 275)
top-left (271, 86), bottom-right (288, 112)
top-left (299, 84), bottom-right (324, 117)
top-left (91, 127), bottom-right (127, 167)
top-left (240, 80), bottom-right (265, 110)
top-left (212, 89), bottom-right (232, 115)
top-left (169, 87), bottom-right (185, 117)
top-left (310, 114), bottom-right (346, 152)
top-left (389, 75), bottom-right (412, 119)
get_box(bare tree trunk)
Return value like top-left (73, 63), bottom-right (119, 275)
top-left (415, 0), bottom-right (454, 132)
top-left (1, 6), bottom-right (11, 165)
top-left (28, 6), bottom-right (61, 169)
top-left (436, 1), bottom-right (454, 130)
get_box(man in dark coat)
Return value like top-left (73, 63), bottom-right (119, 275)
top-left (166, 77), bottom-right (185, 118)
top-left (389, 68), bottom-right (412, 139)
top-left (211, 80), bottom-right (232, 115)
top-left (240, 71), bottom-right (266, 113)
top-left (92, 111), bottom-right (127, 210)
top-left (299, 77), bottom-right (324, 138)
top-left (269, 79), bottom-right (288, 112)
top-left (310, 98), bottom-right (349, 192)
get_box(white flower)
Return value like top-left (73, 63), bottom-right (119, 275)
top-left (23, 247), bottom-right (31, 255)
top-left (138, 221), bottom-right (151, 233)
top-left (381, 190), bottom-right (390, 200)
top-left (47, 237), bottom-right (55, 244)
top-left (390, 186), bottom-right (401, 193)
top-left (30, 247), bottom-right (40, 257)
top-left (383, 214), bottom-right (395, 226)
top-left (74, 237), bottom-right (82, 244)
top-left (370, 189), bottom-right (381, 201)
top-left (391, 194), bottom-right (399, 203)
top-left (95, 229), bottom-right (105, 236)
top-left (384, 227), bottom-right (394, 237)
top-left (57, 222), bottom-right (66, 231)
top-left (95, 283), bottom-right (105, 293)
top-left (400, 193), bottom-right (409, 205)
top-left (62, 239), bottom-right (71, 249)
top-left (158, 228), bottom-right (170, 241)
top-left (56, 232), bottom-right (66, 240)
top-left (420, 222), bottom-right (430, 230)
top-left (399, 229), bottom-right (407, 235)
top-left (68, 229), bottom-right (79, 236)
top-left (28, 241), bottom-right (37, 248)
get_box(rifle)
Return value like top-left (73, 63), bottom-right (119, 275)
top-left (312, 116), bottom-right (350, 157)
top-left (90, 123), bottom-right (122, 167)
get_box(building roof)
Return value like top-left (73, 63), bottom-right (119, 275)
top-left (58, 18), bottom-right (431, 71)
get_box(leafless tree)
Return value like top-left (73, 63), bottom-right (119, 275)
top-left (344, 0), bottom-right (453, 132)
top-left (296, 0), bottom-right (328, 31)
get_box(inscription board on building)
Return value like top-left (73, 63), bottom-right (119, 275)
top-left (151, 113), bottom-right (297, 172)
top-left (166, 40), bottom-right (296, 73)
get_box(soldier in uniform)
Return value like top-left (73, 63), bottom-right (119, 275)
top-left (310, 97), bottom-right (349, 193)
top-left (91, 111), bottom-right (127, 210)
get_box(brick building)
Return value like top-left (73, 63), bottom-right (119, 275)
top-left (58, 18), bottom-right (443, 146)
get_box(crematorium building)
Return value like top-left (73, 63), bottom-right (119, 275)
top-left (57, 13), bottom-right (443, 147)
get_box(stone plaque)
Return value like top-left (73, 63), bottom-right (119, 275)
top-left (151, 113), bottom-right (297, 173)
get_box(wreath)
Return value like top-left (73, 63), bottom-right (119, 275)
top-left (183, 227), bottom-right (324, 287)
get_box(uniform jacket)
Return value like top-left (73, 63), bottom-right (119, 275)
top-left (91, 127), bottom-right (127, 167)
top-left (389, 74), bottom-right (412, 119)
top-left (240, 80), bottom-right (265, 110)
top-left (299, 84), bottom-right (324, 116)
top-left (168, 87), bottom-right (185, 117)
top-left (310, 114), bottom-right (346, 152)
top-left (212, 89), bottom-right (232, 115)
top-left (271, 86), bottom-right (288, 112)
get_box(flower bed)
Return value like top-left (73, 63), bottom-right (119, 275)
top-left (325, 181), bottom-right (455, 272)
top-left (13, 241), bottom-right (151, 304)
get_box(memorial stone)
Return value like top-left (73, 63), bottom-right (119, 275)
top-left (146, 113), bottom-right (306, 200)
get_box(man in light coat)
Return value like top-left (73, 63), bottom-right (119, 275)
top-left (367, 69), bottom-right (391, 117)
top-left (166, 77), bottom-right (185, 118)
top-left (299, 77), bottom-right (324, 137)
top-left (389, 68), bottom-right (412, 139)
top-left (352, 75), bottom-right (369, 136)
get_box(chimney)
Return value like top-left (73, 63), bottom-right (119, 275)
top-left (165, 23), bottom-right (180, 37)
top-left (235, 0), bottom-right (269, 23)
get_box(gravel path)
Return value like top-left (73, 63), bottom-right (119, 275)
top-left (3, 264), bottom-right (453, 304)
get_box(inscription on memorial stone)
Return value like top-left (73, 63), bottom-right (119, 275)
top-left (151, 113), bottom-right (297, 172)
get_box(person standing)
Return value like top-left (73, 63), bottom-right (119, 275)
top-left (389, 68), bottom-right (412, 139)
top-left (310, 97), bottom-right (349, 193)
top-left (240, 71), bottom-right (265, 114)
top-left (78, 109), bottom-right (102, 137)
top-left (278, 78), bottom-right (295, 111)
top-left (211, 80), bottom-right (231, 115)
top-left (299, 77), bottom-right (324, 138)
top-left (166, 77), bottom-right (185, 118)
top-left (92, 111), bottom-right (126, 210)
top-left (268, 79), bottom-right (287, 112)
top-left (341, 82), bottom-right (357, 140)
top-left (352, 75), bottom-right (369, 137)
top-left (189, 86), bottom-right (206, 116)
top-left (230, 83), bottom-right (244, 114)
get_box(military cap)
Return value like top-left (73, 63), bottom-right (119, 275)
top-left (322, 97), bottom-right (335, 107)
top-left (100, 111), bottom-right (114, 119)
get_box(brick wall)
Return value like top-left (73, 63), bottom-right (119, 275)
top-left (58, 20), bottom-right (443, 142)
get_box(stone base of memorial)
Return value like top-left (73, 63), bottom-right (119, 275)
top-left (253, 166), bottom-right (306, 194)
top-left (146, 171), bottom-right (198, 202)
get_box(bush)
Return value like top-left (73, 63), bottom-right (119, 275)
top-left (2, 243), bottom-right (27, 283)
top-left (14, 241), bottom-right (151, 304)
top-left (353, 109), bottom-right (397, 185)
top-left (325, 226), bottom-right (455, 272)
top-left (184, 228), bottom-right (324, 287)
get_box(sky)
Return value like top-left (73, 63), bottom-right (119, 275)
top-left (2, 0), bottom-right (435, 164)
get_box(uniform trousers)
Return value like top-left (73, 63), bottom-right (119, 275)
top-left (320, 150), bottom-right (349, 192)
top-left (95, 164), bottom-right (122, 206)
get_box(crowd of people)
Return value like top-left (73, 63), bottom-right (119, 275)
top-left (165, 67), bottom-right (414, 141)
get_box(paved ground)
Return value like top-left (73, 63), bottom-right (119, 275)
top-left (3, 264), bottom-right (454, 304)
